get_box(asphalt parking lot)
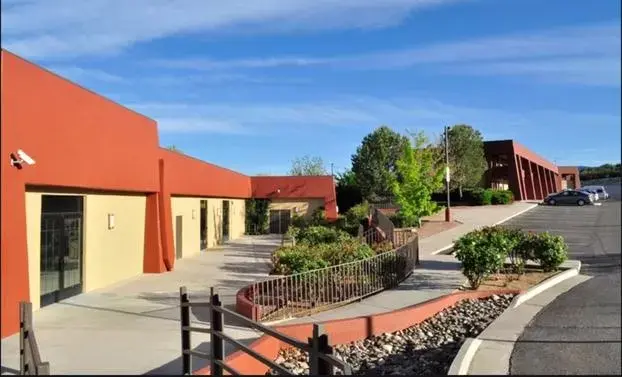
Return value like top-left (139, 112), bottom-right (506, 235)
top-left (505, 185), bottom-right (621, 375)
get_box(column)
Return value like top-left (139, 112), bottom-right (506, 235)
top-left (535, 164), bottom-right (544, 200)
top-left (524, 160), bottom-right (536, 200)
top-left (543, 169), bottom-right (552, 196)
top-left (508, 154), bottom-right (523, 201)
top-left (514, 155), bottom-right (526, 200)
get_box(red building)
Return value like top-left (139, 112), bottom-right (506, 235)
top-left (0, 50), bottom-right (336, 337)
top-left (558, 166), bottom-right (581, 190)
top-left (484, 140), bottom-right (565, 201)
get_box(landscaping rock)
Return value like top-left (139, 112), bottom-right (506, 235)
top-left (268, 294), bottom-right (515, 375)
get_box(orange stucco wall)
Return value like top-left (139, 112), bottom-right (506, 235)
top-left (0, 50), bottom-right (336, 338)
top-left (250, 176), bottom-right (338, 220)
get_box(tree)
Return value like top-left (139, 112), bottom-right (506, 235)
top-left (166, 145), bottom-right (181, 152)
top-left (336, 169), bottom-right (363, 213)
top-left (289, 155), bottom-right (328, 176)
top-left (391, 131), bottom-right (445, 227)
top-left (351, 126), bottom-right (409, 202)
top-left (440, 124), bottom-right (487, 198)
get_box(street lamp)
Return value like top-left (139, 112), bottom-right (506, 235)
top-left (444, 126), bottom-right (451, 222)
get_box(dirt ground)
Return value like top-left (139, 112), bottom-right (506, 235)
top-left (472, 268), bottom-right (558, 292)
top-left (418, 211), bottom-right (460, 239)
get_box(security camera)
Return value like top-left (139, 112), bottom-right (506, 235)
top-left (17, 150), bottom-right (36, 165)
top-left (10, 149), bottom-right (36, 169)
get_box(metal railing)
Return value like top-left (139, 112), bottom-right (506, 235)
top-left (180, 287), bottom-right (352, 376)
top-left (247, 233), bottom-right (418, 321)
top-left (19, 302), bottom-right (50, 375)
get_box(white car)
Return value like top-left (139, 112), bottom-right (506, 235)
top-left (582, 185), bottom-right (609, 200)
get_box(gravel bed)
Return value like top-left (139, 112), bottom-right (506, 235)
top-left (268, 294), bottom-right (515, 375)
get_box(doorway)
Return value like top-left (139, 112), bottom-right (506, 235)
top-left (175, 215), bottom-right (183, 259)
top-left (222, 200), bottom-right (230, 242)
top-left (269, 210), bottom-right (291, 234)
top-left (40, 195), bottom-right (84, 307)
top-left (200, 200), bottom-right (208, 250)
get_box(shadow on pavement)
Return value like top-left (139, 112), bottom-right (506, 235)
top-left (144, 337), bottom-right (258, 375)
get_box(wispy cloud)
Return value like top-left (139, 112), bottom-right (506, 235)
top-left (45, 65), bottom-right (125, 83)
top-left (125, 96), bottom-right (621, 139)
top-left (152, 23), bottom-right (621, 86)
top-left (1, 0), bottom-right (461, 59)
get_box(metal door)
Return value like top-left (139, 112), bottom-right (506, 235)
top-left (200, 200), bottom-right (208, 250)
top-left (176, 215), bottom-right (183, 259)
top-left (40, 212), bottom-right (83, 307)
top-left (222, 201), bottom-right (230, 242)
top-left (269, 210), bottom-right (291, 234)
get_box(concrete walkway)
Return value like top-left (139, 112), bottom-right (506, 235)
top-left (1, 235), bottom-right (282, 375)
top-left (276, 201), bottom-right (537, 326)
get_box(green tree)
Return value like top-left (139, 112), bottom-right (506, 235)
top-left (289, 155), bottom-right (328, 176)
top-left (336, 169), bottom-right (362, 213)
top-left (351, 126), bottom-right (409, 202)
top-left (440, 124), bottom-right (487, 198)
top-left (391, 131), bottom-right (444, 227)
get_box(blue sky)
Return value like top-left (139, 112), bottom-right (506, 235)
top-left (2, 0), bottom-right (620, 175)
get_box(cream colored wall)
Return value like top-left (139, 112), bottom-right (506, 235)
top-left (171, 197), bottom-right (202, 258)
top-left (205, 198), bottom-right (246, 248)
top-left (82, 193), bottom-right (146, 292)
top-left (25, 192), bottom-right (43, 310)
top-left (269, 198), bottom-right (325, 220)
top-left (25, 191), bottom-right (146, 310)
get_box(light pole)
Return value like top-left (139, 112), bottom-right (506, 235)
top-left (444, 126), bottom-right (451, 222)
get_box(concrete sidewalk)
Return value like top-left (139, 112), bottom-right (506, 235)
top-left (1, 235), bottom-right (281, 375)
top-left (275, 202), bottom-right (537, 326)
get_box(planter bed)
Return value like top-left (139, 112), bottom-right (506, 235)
top-left (269, 294), bottom-right (516, 375)
top-left (463, 265), bottom-right (559, 293)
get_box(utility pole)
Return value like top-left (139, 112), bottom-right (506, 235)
top-left (444, 126), bottom-right (452, 222)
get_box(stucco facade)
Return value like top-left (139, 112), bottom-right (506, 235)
top-left (0, 49), bottom-right (337, 337)
top-left (483, 140), bottom-right (567, 201)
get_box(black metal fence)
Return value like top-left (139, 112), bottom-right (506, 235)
top-left (19, 302), bottom-right (50, 375)
top-left (247, 233), bottom-right (419, 321)
top-left (180, 287), bottom-right (352, 376)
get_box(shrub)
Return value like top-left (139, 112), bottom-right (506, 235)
top-left (291, 214), bottom-right (309, 229)
top-left (390, 212), bottom-right (420, 228)
top-left (372, 240), bottom-right (394, 254)
top-left (271, 238), bottom-right (373, 275)
top-left (491, 190), bottom-right (514, 205)
top-left (345, 202), bottom-right (371, 225)
top-left (295, 225), bottom-right (352, 246)
top-left (271, 245), bottom-right (330, 274)
top-left (531, 232), bottom-right (568, 271)
top-left (471, 188), bottom-right (493, 205)
top-left (311, 207), bottom-right (327, 225)
top-left (454, 226), bottom-right (512, 289)
top-left (318, 239), bottom-right (374, 265)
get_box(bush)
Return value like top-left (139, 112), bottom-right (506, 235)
top-left (454, 226), bottom-right (513, 289)
top-left (372, 240), bottom-right (394, 254)
top-left (291, 214), bottom-right (309, 229)
top-left (491, 190), bottom-right (514, 205)
top-left (294, 225), bottom-right (352, 246)
top-left (345, 202), bottom-right (370, 225)
top-left (311, 207), bottom-right (327, 225)
top-left (271, 245), bottom-right (330, 274)
top-left (531, 232), bottom-right (568, 271)
top-left (271, 239), bottom-right (373, 275)
top-left (471, 188), bottom-right (493, 205)
top-left (389, 212), bottom-right (420, 228)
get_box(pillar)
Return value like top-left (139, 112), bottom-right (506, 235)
top-left (508, 154), bottom-right (523, 201)
top-left (516, 155), bottom-right (526, 200)
top-left (524, 160), bottom-right (536, 200)
top-left (543, 169), bottom-right (552, 196)
top-left (535, 164), bottom-right (544, 200)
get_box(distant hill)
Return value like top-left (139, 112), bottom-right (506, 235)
top-left (579, 163), bottom-right (621, 181)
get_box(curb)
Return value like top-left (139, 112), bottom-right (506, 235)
top-left (447, 260), bottom-right (583, 375)
top-left (431, 203), bottom-right (538, 256)
top-left (447, 338), bottom-right (481, 375)
top-left (510, 260), bottom-right (581, 308)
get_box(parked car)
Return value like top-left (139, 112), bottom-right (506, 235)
top-left (582, 185), bottom-right (609, 200)
top-left (544, 190), bottom-right (594, 206)
top-left (578, 188), bottom-right (598, 201)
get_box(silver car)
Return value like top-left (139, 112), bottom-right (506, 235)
top-left (582, 185), bottom-right (609, 200)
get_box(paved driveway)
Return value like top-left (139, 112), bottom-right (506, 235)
top-left (505, 186), bottom-right (621, 375)
top-left (1, 235), bottom-right (281, 375)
